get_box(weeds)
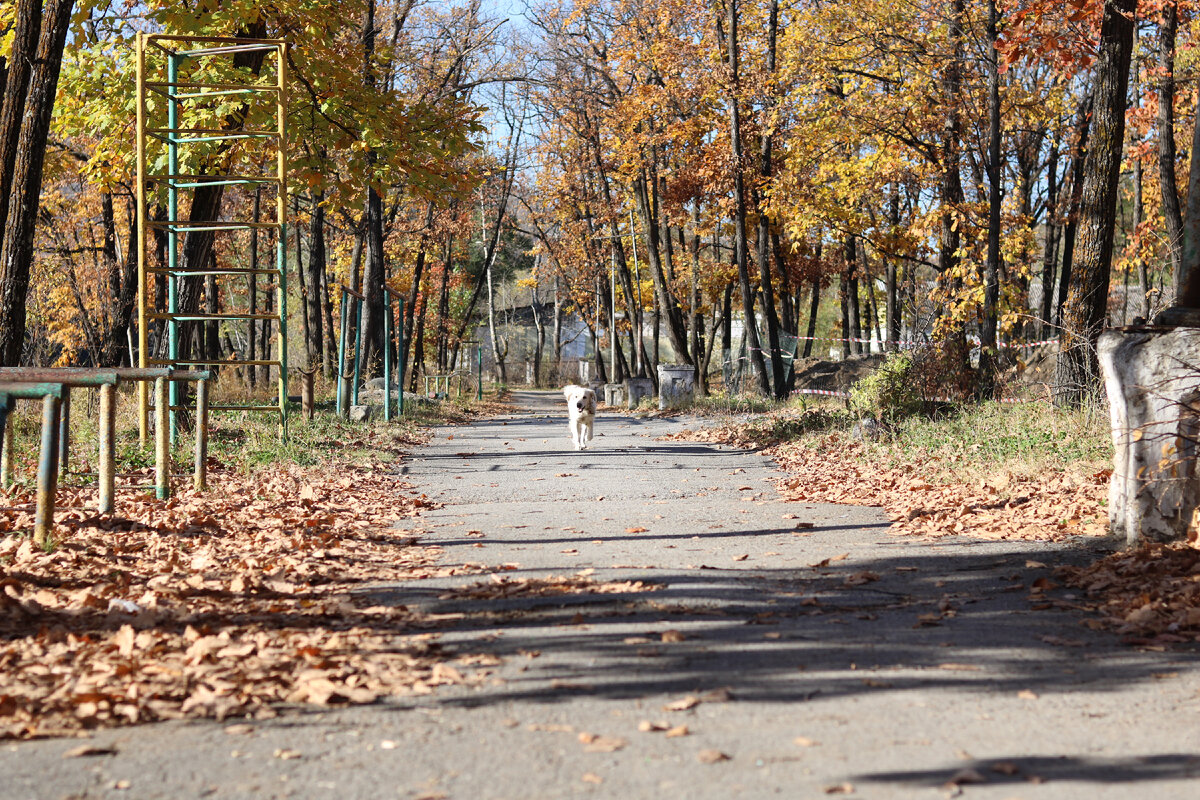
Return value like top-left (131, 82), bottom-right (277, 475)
top-left (862, 400), bottom-right (1111, 480)
top-left (0, 385), bottom-right (505, 489)
top-left (690, 392), bottom-right (786, 416)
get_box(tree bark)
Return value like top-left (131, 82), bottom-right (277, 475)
top-left (1158, 3), bottom-right (1184, 292)
top-left (1057, 95), bottom-right (1093, 329)
top-left (978, 0), bottom-right (1003, 395)
top-left (718, 0), bottom-right (769, 394)
top-left (755, 0), bottom-right (786, 397)
top-left (0, 0), bottom-right (74, 365)
top-left (633, 173), bottom-right (692, 365)
top-left (1054, 0), bottom-right (1137, 406)
top-left (308, 188), bottom-right (330, 376)
top-left (1039, 138), bottom-right (1061, 336)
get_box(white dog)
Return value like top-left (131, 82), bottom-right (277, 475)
top-left (563, 384), bottom-right (596, 450)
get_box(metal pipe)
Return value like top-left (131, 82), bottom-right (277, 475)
top-left (136, 33), bottom-right (149, 450)
top-left (383, 288), bottom-right (392, 421)
top-left (352, 297), bottom-right (364, 406)
top-left (98, 383), bottom-right (116, 514)
top-left (155, 376), bottom-right (170, 500)
top-left (167, 53), bottom-right (181, 448)
top-left (34, 393), bottom-right (62, 548)
top-left (276, 43), bottom-right (290, 440)
top-left (277, 220), bottom-right (289, 438)
top-left (57, 387), bottom-right (71, 479)
top-left (337, 290), bottom-right (348, 417)
top-left (194, 378), bottom-right (208, 491)
top-left (0, 396), bottom-right (11, 487)
top-left (397, 297), bottom-right (405, 416)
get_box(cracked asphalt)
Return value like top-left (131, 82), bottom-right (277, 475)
top-left (2, 389), bottom-right (1198, 799)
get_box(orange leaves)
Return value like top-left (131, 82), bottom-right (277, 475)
top-left (1057, 542), bottom-right (1200, 644)
top-left (0, 459), bottom-right (496, 739)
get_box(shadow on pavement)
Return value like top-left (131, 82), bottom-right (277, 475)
top-left (855, 753), bottom-right (1200, 788)
top-left (356, 537), bottom-right (1200, 712)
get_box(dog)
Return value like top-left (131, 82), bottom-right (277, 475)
top-left (563, 384), bottom-right (597, 450)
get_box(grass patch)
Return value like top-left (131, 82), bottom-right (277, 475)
top-left (860, 400), bottom-right (1111, 481)
top-left (0, 386), bottom-right (507, 486)
top-left (689, 391), bottom-right (790, 416)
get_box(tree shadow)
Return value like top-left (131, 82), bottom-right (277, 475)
top-left (355, 536), bottom-right (1199, 711)
top-left (855, 753), bottom-right (1200, 789)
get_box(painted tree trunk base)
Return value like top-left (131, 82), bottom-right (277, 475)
top-left (1098, 327), bottom-right (1200, 545)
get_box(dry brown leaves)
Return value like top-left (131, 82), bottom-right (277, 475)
top-left (668, 428), bottom-right (1107, 542)
top-left (0, 461), bottom-right (491, 739)
top-left (1056, 541), bottom-right (1200, 644)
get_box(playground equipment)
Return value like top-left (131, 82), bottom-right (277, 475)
top-left (135, 33), bottom-right (289, 442)
top-left (336, 285), bottom-right (405, 420)
top-left (0, 367), bottom-right (211, 543)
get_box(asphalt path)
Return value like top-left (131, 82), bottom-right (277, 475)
top-left (3, 390), bottom-right (1199, 799)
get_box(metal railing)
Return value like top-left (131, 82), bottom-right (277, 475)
top-left (0, 367), bottom-right (211, 544)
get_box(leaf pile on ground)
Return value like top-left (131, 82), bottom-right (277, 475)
top-left (1056, 541), bottom-right (1200, 645)
top-left (0, 462), bottom-right (493, 739)
top-left (662, 426), bottom-right (1108, 542)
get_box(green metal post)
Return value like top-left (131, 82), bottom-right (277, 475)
top-left (154, 376), bottom-right (170, 500)
top-left (34, 393), bottom-right (62, 547)
top-left (98, 383), bottom-right (116, 514)
top-left (56, 387), bottom-right (70, 479)
top-left (277, 221), bottom-right (289, 437)
top-left (352, 297), bottom-right (363, 406)
top-left (477, 344), bottom-right (482, 400)
top-left (0, 395), bottom-right (10, 487)
top-left (195, 378), bottom-right (209, 490)
top-left (397, 297), bottom-right (405, 416)
top-left (383, 289), bottom-right (392, 422)
top-left (336, 291), bottom-right (348, 417)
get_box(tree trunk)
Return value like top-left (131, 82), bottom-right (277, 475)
top-left (1158, 3), bottom-right (1184, 292)
top-left (719, 0), bottom-right (770, 394)
top-left (247, 189), bottom-right (261, 387)
top-left (803, 274), bottom-right (820, 358)
top-left (0, 0), bottom-right (74, 365)
top-left (1054, 0), bottom-right (1137, 406)
top-left (435, 237), bottom-right (453, 373)
top-left (100, 195), bottom-right (139, 367)
top-left (1057, 95), bottom-right (1093, 329)
top-left (308, 188), bottom-right (330, 376)
top-left (294, 194), bottom-right (312, 368)
top-left (633, 173), bottom-right (692, 364)
top-left (979, 0), bottom-right (1003, 395)
top-left (886, 188), bottom-right (901, 350)
top-left (403, 201), bottom-right (436, 384)
top-left (1039, 138), bottom-right (1061, 336)
top-left (754, 0), bottom-right (786, 397)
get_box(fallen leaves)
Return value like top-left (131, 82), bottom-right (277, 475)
top-left (697, 749), bottom-right (730, 763)
top-left (663, 695), bottom-right (700, 712)
top-left (668, 430), bottom-right (1108, 543)
top-left (0, 457), bottom-right (495, 739)
top-left (1056, 542), bottom-right (1200, 644)
top-left (578, 732), bottom-right (627, 752)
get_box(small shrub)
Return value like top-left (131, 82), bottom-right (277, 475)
top-left (850, 352), bottom-right (923, 420)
